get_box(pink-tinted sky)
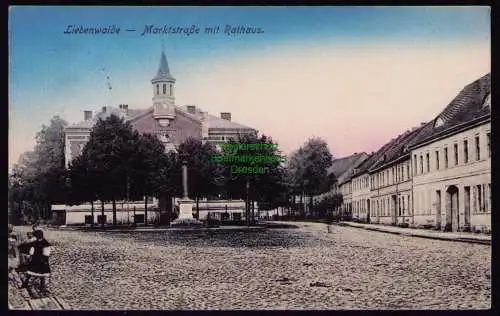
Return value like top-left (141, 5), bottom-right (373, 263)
top-left (9, 6), bottom-right (490, 168)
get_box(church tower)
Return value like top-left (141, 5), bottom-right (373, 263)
top-left (152, 51), bottom-right (176, 127)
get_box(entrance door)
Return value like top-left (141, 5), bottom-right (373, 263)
top-left (391, 195), bottom-right (397, 225)
top-left (464, 186), bottom-right (471, 231)
top-left (367, 199), bottom-right (371, 223)
top-left (435, 190), bottom-right (442, 230)
top-left (445, 186), bottom-right (459, 232)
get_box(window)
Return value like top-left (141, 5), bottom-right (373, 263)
top-left (435, 151), bottom-right (440, 170)
top-left (170, 85), bottom-right (173, 96)
top-left (476, 185), bottom-right (483, 212)
top-left (156, 84), bottom-right (159, 95)
top-left (488, 183), bottom-right (491, 212)
top-left (487, 132), bottom-right (491, 158)
top-left (406, 164), bottom-right (410, 179)
top-left (84, 215), bottom-right (93, 225)
top-left (413, 155), bottom-right (417, 176)
top-left (454, 143), bottom-right (458, 165)
top-left (398, 197), bottom-right (402, 216)
top-left (402, 196), bottom-right (405, 215)
top-left (420, 155), bottom-right (423, 174)
top-left (163, 84), bottom-right (166, 94)
top-left (475, 136), bottom-right (480, 160)
top-left (463, 140), bottom-right (469, 163)
top-left (444, 147), bottom-right (448, 168)
top-left (392, 167), bottom-right (395, 183)
top-left (426, 153), bottom-right (430, 172)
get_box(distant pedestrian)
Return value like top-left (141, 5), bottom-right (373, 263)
top-left (20, 230), bottom-right (52, 294)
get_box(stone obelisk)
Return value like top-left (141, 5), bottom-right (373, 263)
top-left (177, 157), bottom-right (194, 219)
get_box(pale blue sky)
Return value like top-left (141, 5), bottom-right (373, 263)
top-left (9, 6), bottom-right (490, 167)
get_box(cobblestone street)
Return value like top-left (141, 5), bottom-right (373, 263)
top-left (10, 223), bottom-right (491, 310)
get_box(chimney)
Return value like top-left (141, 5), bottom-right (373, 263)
top-left (187, 105), bottom-right (196, 114)
top-left (84, 110), bottom-right (92, 121)
top-left (119, 104), bottom-right (123, 109)
top-left (220, 112), bottom-right (231, 121)
top-left (102, 106), bottom-right (107, 113)
top-left (122, 104), bottom-right (129, 115)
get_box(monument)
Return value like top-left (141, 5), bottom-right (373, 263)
top-left (170, 153), bottom-right (203, 227)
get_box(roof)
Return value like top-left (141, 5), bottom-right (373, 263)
top-left (408, 73), bottom-right (491, 149)
top-left (67, 107), bottom-right (148, 129)
top-left (327, 153), bottom-right (368, 181)
top-left (369, 125), bottom-right (425, 172)
top-left (179, 105), bottom-right (255, 130)
top-left (151, 51), bottom-right (175, 83)
top-left (351, 133), bottom-right (410, 179)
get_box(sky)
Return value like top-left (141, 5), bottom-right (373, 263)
top-left (9, 6), bottom-right (491, 168)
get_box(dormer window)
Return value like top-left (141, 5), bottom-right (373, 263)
top-left (156, 84), bottom-right (159, 95)
top-left (163, 84), bottom-right (166, 94)
top-left (483, 93), bottom-right (491, 108)
top-left (434, 117), bottom-right (444, 128)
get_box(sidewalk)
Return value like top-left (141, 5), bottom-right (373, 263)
top-left (8, 271), bottom-right (70, 310)
top-left (337, 222), bottom-right (491, 245)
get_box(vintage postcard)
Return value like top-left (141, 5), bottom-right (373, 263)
top-left (8, 6), bottom-right (491, 310)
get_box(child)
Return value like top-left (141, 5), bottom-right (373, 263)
top-left (20, 230), bottom-right (52, 294)
top-left (16, 232), bottom-right (36, 275)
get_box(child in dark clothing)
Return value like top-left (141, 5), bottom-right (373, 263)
top-left (20, 230), bottom-right (52, 294)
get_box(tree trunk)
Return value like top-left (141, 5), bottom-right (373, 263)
top-left (309, 195), bottom-right (314, 219)
top-left (112, 199), bottom-right (117, 226)
top-left (196, 197), bottom-right (200, 220)
top-left (101, 200), bottom-right (105, 227)
top-left (251, 199), bottom-right (255, 224)
top-left (91, 201), bottom-right (94, 227)
top-left (144, 196), bottom-right (148, 226)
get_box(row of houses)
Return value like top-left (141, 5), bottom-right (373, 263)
top-left (328, 73), bottom-right (491, 233)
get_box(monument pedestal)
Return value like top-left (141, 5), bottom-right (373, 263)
top-left (171, 198), bottom-right (203, 227)
top-left (178, 198), bottom-right (194, 219)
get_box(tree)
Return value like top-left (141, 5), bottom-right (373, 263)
top-left (288, 137), bottom-right (334, 217)
top-left (217, 133), bottom-right (287, 224)
top-left (177, 138), bottom-right (221, 219)
top-left (8, 116), bottom-right (68, 223)
top-left (129, 133), bottom-right (168, 225)
top-left (82, 115), bottom-right (140, 226)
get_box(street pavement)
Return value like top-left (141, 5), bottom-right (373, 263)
top-left (9, 223), bottom-right (491, 310)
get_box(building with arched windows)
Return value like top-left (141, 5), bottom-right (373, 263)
top-left (64, 51), bottom-right (256, 169)
top-left (55, 51), bottom-right (257, 226)
top-left (336, 73), bottom-right (490, 233)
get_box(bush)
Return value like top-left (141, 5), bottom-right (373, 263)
top-left (170, 218), bottom-right (203, 227)
top-left (397, 222), bottom-right (409, 228)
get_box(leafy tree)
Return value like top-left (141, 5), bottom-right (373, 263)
top-left (177, 138), bottom-right (221, 219)
top-left (217, 134), bottom-right (287, 224)
top-left (82, 114), bottom-right (140, 226)
top-left (288, 137), bottom-right (334, 216)
top-left (8, 116), bottom-right (68, 223)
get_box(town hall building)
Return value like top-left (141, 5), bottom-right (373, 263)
top-left (54, 51), bottom-right (257, 226)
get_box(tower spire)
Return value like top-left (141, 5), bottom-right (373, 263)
top-left (152, 50), bottom-right (174, 82)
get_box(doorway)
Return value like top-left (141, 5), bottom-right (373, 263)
top-left (391, 195), bottom-right (397, 225)
top-left (464, 186), bottom-right (471, 232)
top-left (435, 190), bottom-right (442, 230)
top-left (367, 199), bottom-right (371, 223)
top-left (445, 185), bottom-right (459, 232)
